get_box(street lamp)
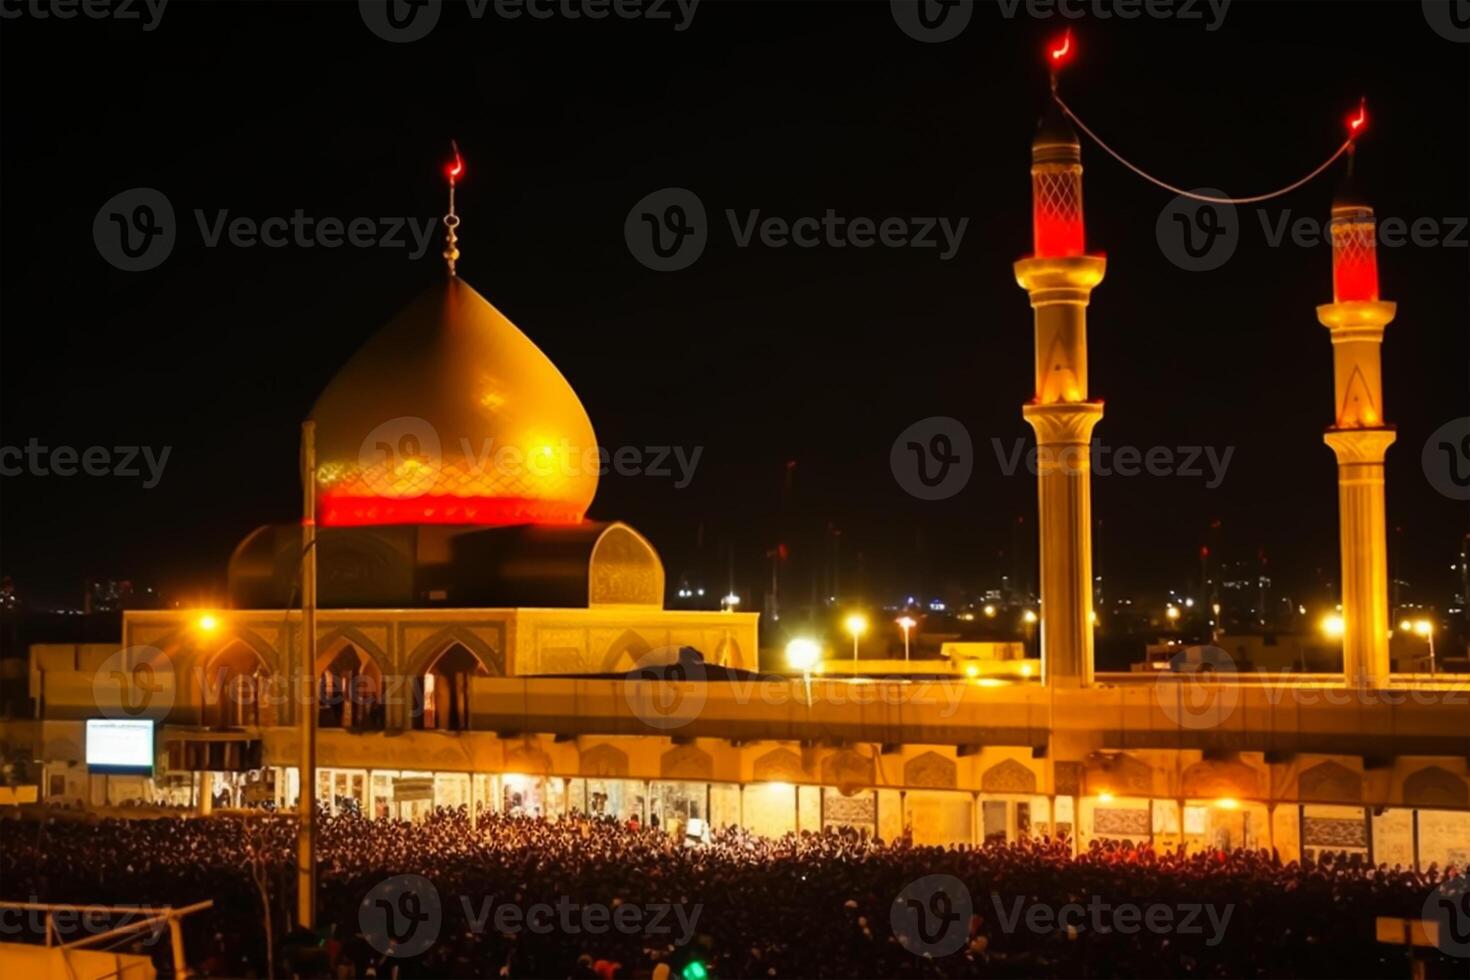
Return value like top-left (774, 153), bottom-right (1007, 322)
top-left (1413, 619), bottom-right (1436, 674)
top-left (895, 616), bottom-right (916, 662)
top-left (1165, 605), bottom-right (1180, 624)
top-left (1320, 613), bottom-right (1345, 639)
top-left (786, 637), bottom-right (820, 705)
top-left (843, 613), bottom-right (868, 667)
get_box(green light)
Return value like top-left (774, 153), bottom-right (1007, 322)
top-left (681, 961), bottom-right (709, 980)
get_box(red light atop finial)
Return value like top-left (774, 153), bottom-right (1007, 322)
top-left (1347, 100), bottom-right (1367, 138)
top-left (446, 141), bottom-right (464, 182)
top-left (1049, 30), bottom-right (1073, 67)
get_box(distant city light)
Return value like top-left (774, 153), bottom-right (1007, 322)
top-left (1023, 610), bottom-right (1038, 624)
top-left (983, 604), bottom-right (996, 618)
top-left (1321, 614), bottom-right (1345, 638)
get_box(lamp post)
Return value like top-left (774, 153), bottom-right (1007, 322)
top-left (786, 638), bottom-right (820, 706)
top-left (1413, 619), bottom-right (1436, 674)
top-left (896, 616), bottom-right (916, 662)
top-left (843, 613), bottom-right (868, 668)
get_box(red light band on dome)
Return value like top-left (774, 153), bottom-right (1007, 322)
top-left (320, 494), bottom-right (584, 527)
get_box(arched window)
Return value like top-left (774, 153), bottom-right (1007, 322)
top-left (413, 643), bottom-right (488, 731)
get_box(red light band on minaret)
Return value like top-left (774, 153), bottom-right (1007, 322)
top-left (1331, 205), bottom-right (1379, 303)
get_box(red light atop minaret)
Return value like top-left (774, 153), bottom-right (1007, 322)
top-left (1347, 100), bottom-right (1367, 138)
top-left (446, 145), bottom-right (464, 182)
top-left (1049, 30), bottom-right (1073, 69)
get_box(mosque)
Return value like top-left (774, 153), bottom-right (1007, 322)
top-left (12, 84), bottom-right (1470, 874)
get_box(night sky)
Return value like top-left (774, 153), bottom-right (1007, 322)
top-left (1, 1), bottom-right (1466, 613)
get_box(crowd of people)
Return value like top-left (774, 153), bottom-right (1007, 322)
top-left (1, 807), bottom-right (1463, 978)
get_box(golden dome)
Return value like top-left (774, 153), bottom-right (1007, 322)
top-left (311, 276), bottom-right (598, 527)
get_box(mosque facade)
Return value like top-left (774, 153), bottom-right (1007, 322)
top-left (9, 105), bottom-right (1470, 872)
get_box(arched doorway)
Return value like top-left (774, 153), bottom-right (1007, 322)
top-left (317, 644), bottom-right (384, 730)
top-left (414, 643), bottom-right (488, 731)
top-left (201, 643), bottom-right (274, 728)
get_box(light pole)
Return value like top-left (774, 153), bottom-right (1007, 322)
top-left (786, 638), bottom-right (820, 706)
top-left (844, 613), bottom-right (868, 668)
top-left (1414, 619), bottom-right (1436, 674)
top-left (896, 616), bottom-right (916, 662)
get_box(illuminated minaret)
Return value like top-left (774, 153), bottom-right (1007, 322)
top-left (1320, 149), bottom-right (1395, 687)
top-left (1016, 56), bottom-right (1103, 687)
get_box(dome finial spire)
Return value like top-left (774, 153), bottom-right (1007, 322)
top-left (442, 140), bottom-right (464, 277)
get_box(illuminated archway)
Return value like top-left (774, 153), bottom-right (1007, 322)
top-left (200, 641), bottom-right (275, 728)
